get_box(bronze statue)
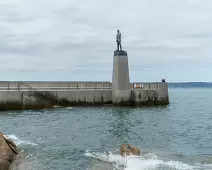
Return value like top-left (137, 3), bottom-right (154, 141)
top-left (116, 30), bottom-right (122, 51)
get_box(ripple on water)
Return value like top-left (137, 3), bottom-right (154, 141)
top-left (0, 89), bottom-right (212, 169)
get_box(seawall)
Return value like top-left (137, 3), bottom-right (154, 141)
top-left (0, 81), bottom-right (169, 110)
top-left (131, 82), bottom-right (169, 106)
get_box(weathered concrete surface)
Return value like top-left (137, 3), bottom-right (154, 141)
top-left (0, 91), bottom-right (55, 110)
top-left (133, 90), bottom-right (158, 103)
top-left (56, 90), bottom-right (112, 106)
top-left (132, 82), bottom-right (169, 105)
top-left (158, 82), bottom-right (169, 102)
top-left (0, 82), bottom-right (169, 110)
top-left (112, 50), bottom-right (131, 104)
top-left (0, 90), bottom-right (113, 110)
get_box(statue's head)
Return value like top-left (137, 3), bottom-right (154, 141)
top-left (117, 29), bottom-right (120, 33)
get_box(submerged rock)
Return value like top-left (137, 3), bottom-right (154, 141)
top-left (0, 132), bottom-right (20, 170)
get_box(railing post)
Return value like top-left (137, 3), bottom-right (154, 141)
top-left (18, 83), bottom-right (20, 91)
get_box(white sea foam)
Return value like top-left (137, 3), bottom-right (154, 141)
top-left (3, 134), bottom-right (38, 147)
top-left (84, 150), bottom-right (209, 170)
top-left (65, 107), bottom-right (73, 109)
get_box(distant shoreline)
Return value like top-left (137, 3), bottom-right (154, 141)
top-left (168, 82), bottom-right (212, 88)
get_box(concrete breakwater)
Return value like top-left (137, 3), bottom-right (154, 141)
top-left (0, 81), bottom-right (169, 110)
top-left (0, 31), bottom-right (169, 110)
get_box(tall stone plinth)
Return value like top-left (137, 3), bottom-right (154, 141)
top-left (112, 50), bottom-right (131, 104)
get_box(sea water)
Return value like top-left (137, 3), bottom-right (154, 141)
top-left (1, 88), bottom-right (212, 170)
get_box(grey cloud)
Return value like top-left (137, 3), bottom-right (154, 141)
top-left (1, 0), bottom-right (212, 81)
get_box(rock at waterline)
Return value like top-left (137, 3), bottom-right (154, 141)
top-left (120, 144), bottom-right (141, 156)
top-left (0, 132), bottom-right (20, 170)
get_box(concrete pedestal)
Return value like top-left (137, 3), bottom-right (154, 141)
top-left (112, 50), bottom-right (131, 104)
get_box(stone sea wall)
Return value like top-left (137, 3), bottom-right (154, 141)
top-left (114, 82), bottom-right (169, 106)
top-left (0, 90), bottom-right (113, 110)
top-left (0, 81), bottom-right (169, 110)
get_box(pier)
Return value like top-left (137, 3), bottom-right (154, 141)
top-left (0, 30), bottom-right (169, 110)
top-left (0, 81), bottom-right (169, 110)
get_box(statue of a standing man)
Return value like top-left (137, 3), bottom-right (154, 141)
top-left (116, 30), bottom-right (122, 51)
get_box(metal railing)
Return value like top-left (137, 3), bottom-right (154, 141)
top-left (0, 82), bottom-right (160, 91)
top-left (130, 82), bottom-right (159, 90)
top-left (0, 82), bottom-right (112, 91)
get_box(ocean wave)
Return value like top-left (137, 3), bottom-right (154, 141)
top-left (85, 150), bottom-right (212, 170)
top-left (3, 134), bottom-right (38, 147)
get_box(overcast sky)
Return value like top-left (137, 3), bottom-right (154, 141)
top-left (1, 0), bottom-right (212, 82)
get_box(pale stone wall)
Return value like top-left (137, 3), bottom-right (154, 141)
top-left (112, 52), bottom-right (131, 103)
